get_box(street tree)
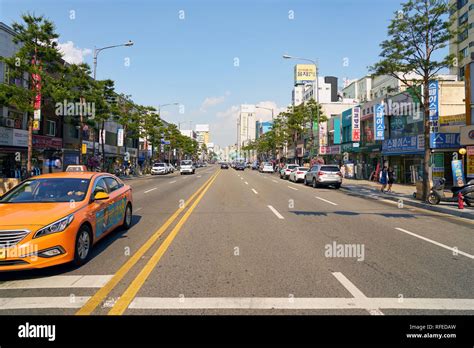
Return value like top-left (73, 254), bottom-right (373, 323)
top-left (370, 0), bottom-right (457, 201)
top-left (0, 14), bottom-right (65, 173)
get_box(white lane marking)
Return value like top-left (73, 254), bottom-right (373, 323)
top-left (315, 196), bottom-right (338, 206)
top-left (251, 188), bottom-right (258, 194)
top-left (241, 177), bottom-right (243, 180)
top-left (144, 187), bottom-right (157, 194)
top-left (332, 272), bottom-right (384, 315)
top-left (395, 228), bottom-right (474, 260)
top-left (129, 297), bottom-right (474, 310)
top-left (288, 186), bottom-right (298, 191)
top-left (0, 297), bottom-right (90, 309)
top-left (245, 181), bottom-right (249, 185)
top-left (272, 180), bottom-right (278, 183)
top-left (267, 205), bottom-right (284, 219)
top-left (0, 275), bottom-right (114, 289)
top-left (169, 180), bottom-right (177, 184)
top-left (134, 207), bottom-right (142, 212)
top-left (197, 175), bottom-right (202, 178)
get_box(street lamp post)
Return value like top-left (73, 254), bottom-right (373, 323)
top-left (283, 54), bottom-right (319, 161)
top-left (256, 105), bottom-right (275, 160)
top-left (91, 40), bottom-right (134, 169)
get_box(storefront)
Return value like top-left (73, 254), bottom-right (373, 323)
top-left (460, 125), bottom-right (474, 179)
top-left (429, 132), bottom-right (461, 185)
top-left (382, 135), bottom-right (424, 184)
top-left (319, 145), bottom-right (341, 165)
top-left (32, 135), bottom-right (64, 175)
top-left (0, 127), bottom-right (28, 179)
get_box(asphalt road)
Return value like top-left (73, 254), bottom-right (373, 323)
top-left (0, 165), bottom-right (472, 315)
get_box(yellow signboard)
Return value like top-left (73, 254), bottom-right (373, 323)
top-left (439, 114), bottom-right (465, 126)
top-left (32, 120), bottom-right (40, 131)
top-left (294, 64), bottom-right (316, 84)
top-left (467, 146), bottom-right (474, 179)
top-left (81, 143), bottom-right (87, 154)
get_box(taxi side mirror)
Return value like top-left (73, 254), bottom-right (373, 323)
top-left (94, 191), bottom-right (109, 200)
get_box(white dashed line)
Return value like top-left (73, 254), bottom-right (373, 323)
top-left (169, 180), bottom-right (177, 184)
top-left (245, 181), bottom-right (249, 185)
top-left (288, 186), bottom-right (298, 191)
top-left (315, 196), bottom-right (338, 206)
top-left (395, 227), bottom-right (474, 259)
top-left (144, 187), bottom-right (157, 194)
top-left (135, 207), bottom-right (142, 212)
top-left (251, 188), bottom-right (258, 194)
top-left (272, 180), bottom-right (278, 183)
top-left (267, 205), bottom-right (284, 219)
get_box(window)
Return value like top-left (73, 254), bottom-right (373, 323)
top-left (459, 28), bottom-right (469, 42)
top-left (461, 46), bottom-right (469, 58)
top-left (458, 0), bottom-right (468, 10)
top-left (104, 177), bottom-right (122, 192)
top-left (46, 120), bottom-right (56, 136)
top-left (93, 178), bottom-right (108, 196)
top-left (459, 11), bottom-right (468, 25)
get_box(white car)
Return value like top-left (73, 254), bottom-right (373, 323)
top-left (180, 160), bottom-right (195, 175)
top-left (151, 162), bottom-right (167, 175)
top-left (289, 167), bottom-right (309, 182)
top-left (260, 162), bottom-right (274, 173)
top-left (280, 164), bottom-right (299, 179)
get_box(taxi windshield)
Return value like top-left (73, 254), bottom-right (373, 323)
top-left (0, 178), bottom-right (90, 203)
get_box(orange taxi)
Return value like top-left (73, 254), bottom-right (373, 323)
top-left (0, 172), bottom-right (133, 271)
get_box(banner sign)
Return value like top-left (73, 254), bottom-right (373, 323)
top-left (429, 133), bottom-right (461, 149)
top-left (319, 121), bottom-right (327, 147)
top-left (374, 104), bottom-right (385, 141)
top-left (440, 114), bottom-right (465, 127)
top-left (467, 146), bottom-right (474, 178)
top-left (352, 106), bottom-right (361, 142)
top-left (382, 135), bottom-right (424, 155)
top-left (428, 80), bottom-right (439, 133)
top-left (451, 159), bottom-right (466, 187)
top-left (117, 128), bottom-right (124, 147)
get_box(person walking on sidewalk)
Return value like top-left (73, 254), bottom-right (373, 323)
top-left (387, 167), bottom-right (395, 192)
top-left (379, 166), bottom-right (388, 193)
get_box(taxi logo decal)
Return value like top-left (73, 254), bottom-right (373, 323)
top-left (96, 197), bottom-right (126, 238)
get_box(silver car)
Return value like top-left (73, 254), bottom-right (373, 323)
top-left (304, 164), bottom-right (342, 189)
top-left (280, 164), bottom-right (299, 179)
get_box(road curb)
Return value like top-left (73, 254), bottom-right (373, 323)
top-left (341, 186), bottom-right (474, 222)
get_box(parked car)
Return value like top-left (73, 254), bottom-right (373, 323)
top-left (65, 165), bottom-right (88, 172)
top-left (167, 163), bottom-right (175, 173)
top-left (0, 172), bottom-right (133, 270)
top-left (304, 164), bottom-right (342, 188)
top-left (235, 162), bottom-right (245, 171)
top-left (180, 160), bottom-right (195, 175)
top-left (280, 164), bottom-right (299, 179)
top-left (251, 161), bottom-right (259, 170)
top-left (221, 162), bottom-right (229, 169)
top-left (259, 162), bottom-right (274, 173)
top-left (151, 163), bottom-right (167, 175)
top-left (289, 167), bottom-right (309, 182)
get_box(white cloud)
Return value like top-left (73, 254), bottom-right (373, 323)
top-left (254, 101), bottom-right (287, 122)
top-left (200, 91), bottom-right (230, 112)
top-left (57, 41), bottom-right (92, 64)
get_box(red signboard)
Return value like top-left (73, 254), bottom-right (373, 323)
top-left (32, 135), bottom-right (62, 149)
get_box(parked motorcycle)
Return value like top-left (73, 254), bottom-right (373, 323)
top-left (427, 178), bottom-right (474, 207)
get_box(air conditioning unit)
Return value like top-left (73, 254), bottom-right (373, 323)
top-left (5, 118), bottom-right (15, 128)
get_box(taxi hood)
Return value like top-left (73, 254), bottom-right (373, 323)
top-left (0, 202), bottom-right (83, 228)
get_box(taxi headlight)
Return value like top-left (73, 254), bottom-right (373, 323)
top-left (34, 214), bottom-right (74, 239)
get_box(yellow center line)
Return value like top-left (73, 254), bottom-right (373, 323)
top-left (75, 170), bottom-right (219, 315)
top-left (108, 170), bottom-right (221, 315)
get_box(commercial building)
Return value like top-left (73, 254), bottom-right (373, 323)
top-left (449, 0), bottom-right (474, 80)
top-left (195, 124), bottom-right (210, 148)
top-left (237, 104), bottom-right (256, 160)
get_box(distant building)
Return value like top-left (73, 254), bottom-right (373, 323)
top-left (448, 0), bottom-right (472, 80)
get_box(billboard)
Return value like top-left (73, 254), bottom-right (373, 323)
top-left (294, 64), bottom-right (316, 85)
top-left (428, 80), bottom-right (439, 133)
top-left (374, 104), bottom-right (385, 141)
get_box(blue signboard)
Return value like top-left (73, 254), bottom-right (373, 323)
top-left (428, 81), bottom-right (438, 121)
top-left (374, 104), bottom-right (385, 141)
top-left (429, 133), bottom-right (460, 149)
top-left (382, 135), bottom-right (424, 155)
top-left (334, 118), bottom-right (341, 144)
top-left (161, 139), bottom-right (171, 145)
top-left (451, 160), bottom-right (466, 187)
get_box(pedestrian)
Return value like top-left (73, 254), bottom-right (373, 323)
top-left (379, 166), bottom-right (388, 192)
top-left (340, 164), bottom-right (345, 178)
top-left (387, 167), bottom-right (395, 192)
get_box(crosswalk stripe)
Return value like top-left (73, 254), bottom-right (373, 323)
top-left (0, 297), bottom-right (90, 309)
top-left (0, 275), bottom-right (114, 289)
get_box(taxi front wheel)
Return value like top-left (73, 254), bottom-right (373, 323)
top-left (122, 203), bottom-right (133, 230)
top-left (74, 225), bottom-right (92, 266)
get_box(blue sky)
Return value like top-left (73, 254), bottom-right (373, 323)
top-left (1, 0), bottom-right (408, 147)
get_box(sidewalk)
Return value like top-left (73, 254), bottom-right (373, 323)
top-left (341, 178), bottom-right (474, 221)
